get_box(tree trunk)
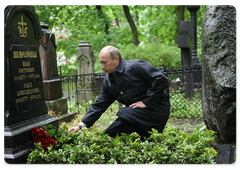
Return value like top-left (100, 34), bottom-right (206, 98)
top-left (123, 5), bottom-right (140, 46)
top-left (174, 6), bottom-right (185, 44)
top-left (115, 18), bottom-right (120, 27)
top-left (96, 5), bottom-right (110, 42)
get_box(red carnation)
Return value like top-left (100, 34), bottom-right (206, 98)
top-left (32, 127), bottom-right (40, 135)
top-left (45, 135), bottom-right (51, 139)
top-left (37, 129), bottom-right (45, 137)
top-left (43, 129), bottom-right (48, 136)
top-left (39, 138), bottom-right (49, 146)
top-left (31, 126), bottom-right (56, 151)
top-left (48, 139), bottom-right (56, 146)
top-left (42, 144), bottom-right (49, 151)
top-left (33, 135), bottom-right (41, 143)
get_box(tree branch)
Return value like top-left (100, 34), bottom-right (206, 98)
top-left (50, 5), bottom-right (67, 27)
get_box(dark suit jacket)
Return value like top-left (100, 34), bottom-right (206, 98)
top-left (82, 59), bottom-right (170, 132)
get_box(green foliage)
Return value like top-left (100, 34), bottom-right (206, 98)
top-left (135, 5), bottom-right (177, 45)
top-left (27, 124), bottom-right (217, 164)
top-left (34, 5), bottom-right (206, 73)
top-left (58, 58), bottom-right (77, 76)
top-left (170, 89), bottom-right (202, 118)
top-left (120, 43), bottom-right (181, 68)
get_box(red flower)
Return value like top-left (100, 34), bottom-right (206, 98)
top-left (32, 127), bottom-right (40, 135)
top-left (42, 144), bottom-right (49, 151)
top-left (43, 129), bottom-right (48, 136)
top-left (33, 135), bottom-right (41, 143)
top-left (45, 135), bottom-right (51, 139)
top-left (49, 139), bottom-right (56, 146)
top-left (32, 126), bottom-right (56, 151)
top-left (37, 129), bottom-right (45, 137)
top-left (39, 138), bottom-right (49, 146)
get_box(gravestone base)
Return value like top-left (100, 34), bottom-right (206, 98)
top-left (214, 144), bottom-right (235, 164)
top-left (58, 112), bottom-right (78, 123)
top-left (43, 79), bottom-right (62, 101)
top-left (75, 89), bottom-right (99, 104)
top-left (5, 141), bottom-right (33, 164)
top-left (45, 97), bottom-right (68, 114)
top-left (4, 114), bottom-right (58, 163)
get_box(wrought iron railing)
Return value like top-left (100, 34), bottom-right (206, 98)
top-left (59, 66), bottom-right (202, 117)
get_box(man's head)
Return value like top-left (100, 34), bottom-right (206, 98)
top-left (99, 46), bottom-right (121, 74)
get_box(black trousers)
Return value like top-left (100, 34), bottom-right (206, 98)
top-left (104, 117), bottom-right (151, 139)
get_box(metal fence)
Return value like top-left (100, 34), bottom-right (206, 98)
top-left (59, 66), bottom-right (202, 117)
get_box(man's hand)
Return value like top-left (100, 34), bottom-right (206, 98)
top-left (129, 101), bottom-right (147, 109)
top-left (68, 126), bottom-right (80, 133)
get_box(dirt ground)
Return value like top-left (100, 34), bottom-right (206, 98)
top-left (168, 117), bottom-right (205, 133)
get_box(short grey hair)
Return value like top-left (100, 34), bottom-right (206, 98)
top-left (100, 46), bottom-right (122, 60)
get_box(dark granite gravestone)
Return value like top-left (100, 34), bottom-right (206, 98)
top-left (4, 5), bottom-right (58, 163)
top-left (178, 21), bottom-right (193, 68)
top-left (202, 5), bottom-right (236, 144)
top-left (214, 145), bottom-right (235, 164)
top-left (186, 5), bottom-right (201, 66)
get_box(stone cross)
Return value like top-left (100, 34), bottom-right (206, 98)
top-left (186, 5), bottom-right (201, 66)
top-left (177, 21), bottom-right (193, 68)
top-left (177, 21), bottom-right (193, 98)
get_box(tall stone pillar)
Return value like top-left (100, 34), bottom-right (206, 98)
top-left (202, 5), bottom-right (236, 143)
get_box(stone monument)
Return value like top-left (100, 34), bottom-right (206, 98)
top-left (39, 22), bottom-right (67, 114)
top-left (177, 21), bottom-right (193, 98)
top-left (75, 41), bottom-right (98, 104)
top-left (4, 6), bottom-right (58, 163)
top-left (202, 5), bottom-right (236, 143)
top-left (186, 5), bottom-right (201, 66)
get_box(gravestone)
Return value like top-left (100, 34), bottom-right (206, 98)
top-left (186, 5), bottom-right (202, 86)
top-left (75, 41), bottom-right (98, 104)
top-left (39, 22), bottom-right (67, 114)
top-left (178, 21), bottom-right (193, 68)
top-left (186, 5), bottom-right (201, 66)
top-left (202, 5), bottom-right (236, 143)
top-left (4, 6), bottom-right (58, 163)
top-left (177, 21), bottom-right (193, 98)
top-left (39, 22), bottom-right (62, 100)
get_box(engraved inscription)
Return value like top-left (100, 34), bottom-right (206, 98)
top-left (11, 47), bottom-right (43, 108)
top-left (13, 50), bottom-right (37, 58)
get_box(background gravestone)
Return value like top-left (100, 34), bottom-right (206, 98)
top-left (75, 41), bottom-right (98, 104)
top-left (39, 22), bottom-right (67, 114)
top-left (177, 21), bottom-right (193, 99)
top-left (202, 5), bottom-right (236, 144)
top-left (39, 22), bottom-right (62, 100)
top-left (4, 6), bottom-right (58, 163)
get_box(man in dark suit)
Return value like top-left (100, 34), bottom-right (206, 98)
top-left (68, 46), bottom-right (170, 139)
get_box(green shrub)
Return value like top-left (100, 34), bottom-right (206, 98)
top-left (119, 43), bottom-right (181, 68)
top-left (27, 124), bottom-right (217, 164)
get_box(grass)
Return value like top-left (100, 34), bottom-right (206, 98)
top-left (63, 98), bottom-right (205, 134)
